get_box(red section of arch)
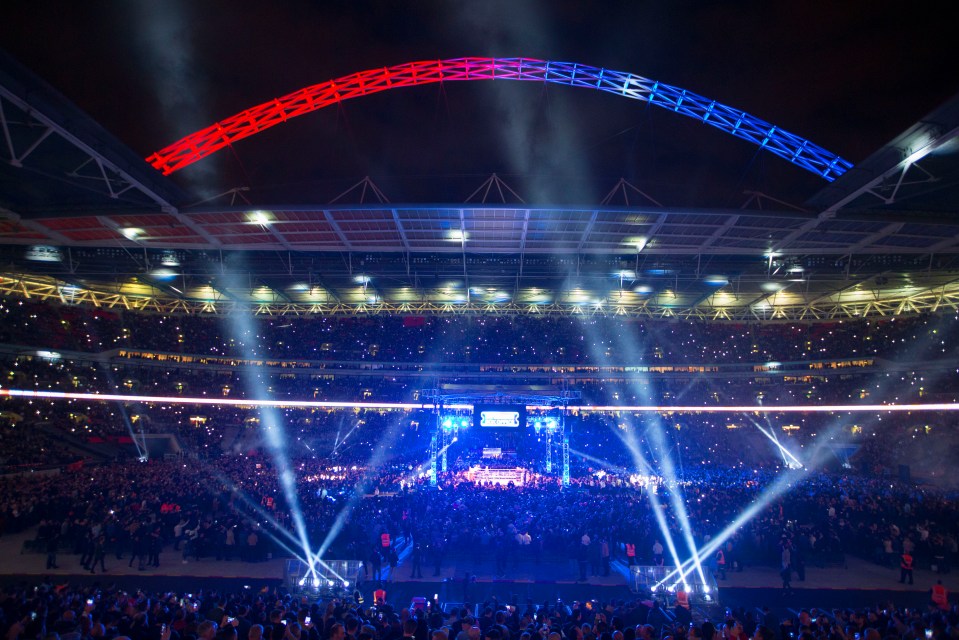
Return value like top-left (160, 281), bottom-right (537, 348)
top-left (146, 57), bottom-right (539, 175)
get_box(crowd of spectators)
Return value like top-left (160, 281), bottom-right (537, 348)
top-left (2, 299), bottom-right (959, 625)
top-left (2, 300), bottom-right (957, 468)
top-left (2, 433), bottom-right (958, 585)
top-left (2, 300), bottom-right (958, 367)
top-left (4, 358), bottom-right (958, 488)
top-left (0, 422), bottom-right (81, 472)
top-left (1, 578), bottom-right (957, 640)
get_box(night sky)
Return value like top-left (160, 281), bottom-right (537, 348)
top-left (3, 1), bottom-right (957, 208)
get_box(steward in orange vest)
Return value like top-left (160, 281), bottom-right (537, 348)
top-left (931, 580), bottom-right (949, 610)
top-left (899, 553), bottom-right (914, 585)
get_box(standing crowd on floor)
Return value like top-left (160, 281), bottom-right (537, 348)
top-left (1, 580), bottom-right (957, 640)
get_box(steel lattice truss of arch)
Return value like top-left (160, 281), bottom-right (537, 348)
top-left (146, 57), bottom-right (852, 181)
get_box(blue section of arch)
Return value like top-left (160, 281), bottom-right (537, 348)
top-left (498, 58), bottom-right (851, 181)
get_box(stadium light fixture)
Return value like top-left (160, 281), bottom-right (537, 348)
top-left (150, 268), bottom-right (178, 280)
top-left (247, 210), bottom-right (274, 226)
top-left (903, 132), bottom-right (935, 165)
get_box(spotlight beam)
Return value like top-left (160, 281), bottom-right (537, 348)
top-left (615, 426), bottom-right (686, 574)
top-left (214, 275), bottom-right (318, 583)
top-left (645, 421), bottom-right (707, 586)
top-left (210, 471), bottom-right (307, 551)
top-left (312, 415), bottom-right (407, 561)
top-left (569, 448), bottom-right (637, 476)
top-left (654, 467), bottom-right (805, 590)
top-left (653, 424), bottom-right (845, 589)
top-left (331, 420), bottom-right (362, 456)
top-left (571, 440), bottom-right (704, 584)
top-left (743, 414), bottom-right (804, 468)
top-left (206, 473), bottom-right (315, 570)
top-left (96, 363), bottom-right (148, 460)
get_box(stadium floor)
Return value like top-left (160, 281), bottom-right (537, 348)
top-left (2, 527), bottom-right (957, 611)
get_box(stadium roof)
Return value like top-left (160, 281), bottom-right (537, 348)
top-left (2, 5), bottom-right (959, 321)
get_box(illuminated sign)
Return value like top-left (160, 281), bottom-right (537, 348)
top-left (475, 404), bottom-right (525, 428)
top-left (480, 411), bottom-right (519, 427)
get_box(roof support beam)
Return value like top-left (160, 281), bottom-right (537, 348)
top-left (771, 215), bottom-right (824, 253)
top-left (518, 208), bottom-right (531, 277)
top-left (577, 210), bottom-right (600, 251)
top-left (699, 214), bottom-right (740, 249)
top-left (459, 208), bottom-right (467, 280)
top-left (821, 123), bottom-right (959, 215)
top-left (849, 222), bottom-right (904, 253)
top-left (322, 210), bottom-right (353, 250)
top-left (0, 208), bottom-right (71, 244)
top-left (390, 208), bottom-right (411, 252)
top-left (0, 84), bottom-right (179, 212)
top-left (646, 213), bottom-right (667, 246)
top-left (172, 211), bottom-right (222, 247)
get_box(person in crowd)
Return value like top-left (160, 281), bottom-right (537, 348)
top-left (900, 551), bottom-right (914, 585)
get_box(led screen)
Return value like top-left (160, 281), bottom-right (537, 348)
top-left (474, 404), bottom-right (526, 428)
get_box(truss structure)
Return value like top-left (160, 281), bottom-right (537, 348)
top-left (147, 58), bottom-right (851, 181)
top-left (0, 54), bottom-right (183, 215)
top-left (4, 272), bottom-right (958, 321)
top-left (420, 390), bottom-right (574, 487)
